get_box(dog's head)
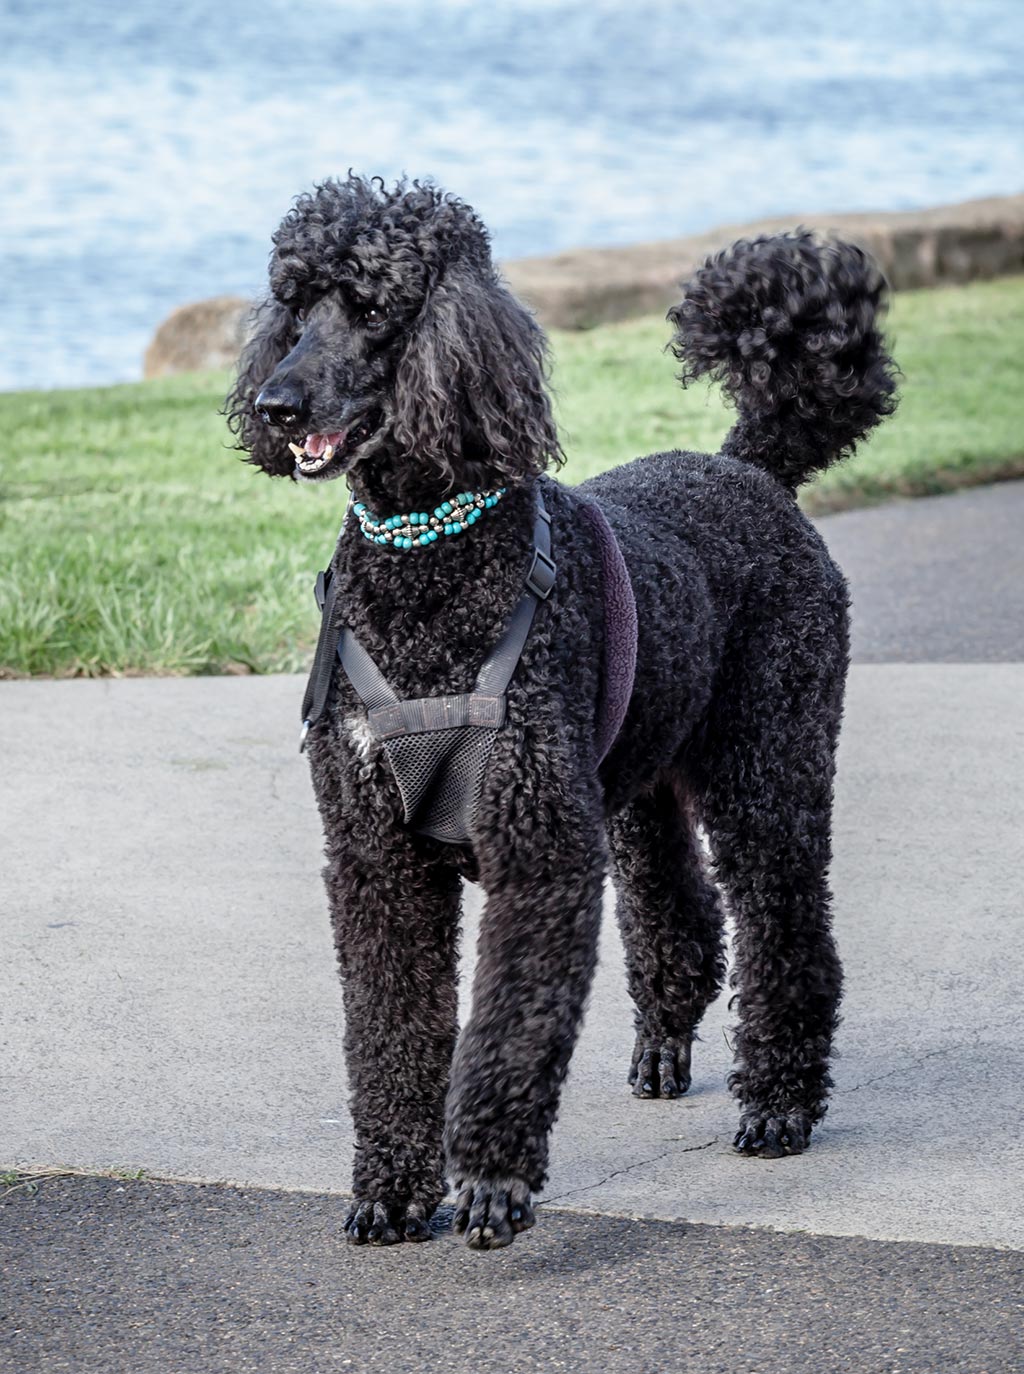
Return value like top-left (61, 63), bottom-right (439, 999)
top-left (225, 175), bottom-right (562, 499)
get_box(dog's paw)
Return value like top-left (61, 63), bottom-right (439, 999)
top-left (733, 1110), bottom-right (812, 1159)
top-left (628, 1036), bottom-right (692, 1098)
top-left (344, 1198), bottom-right (434, 1246)
top-left (451, 1176), bottom-right (536, 1251)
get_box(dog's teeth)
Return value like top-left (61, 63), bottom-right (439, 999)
top-left (288, 442), bottom-right (305, 460)
top-left (323, 444), bottom-right (334, 461)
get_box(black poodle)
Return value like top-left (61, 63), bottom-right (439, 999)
top-left (226, 174), bottom-right (897, 1251)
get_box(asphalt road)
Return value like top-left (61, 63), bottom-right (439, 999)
top-left (2, 481), bottom-right (1022, 1373)
top-left (3, 1175), bottom-right (1022, 1374)
top-left (818, 480), bottom-right (1024, 663)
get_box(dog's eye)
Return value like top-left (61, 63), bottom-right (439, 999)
top-left (363, 306), bottom-right (388, 330)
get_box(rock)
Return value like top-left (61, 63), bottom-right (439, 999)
top-left (144, 193), bottom-right (1024, 375)
top-left (143, 296), bottom-right (252, 379)
top-left (503, 193), bottom-right (1024, 328)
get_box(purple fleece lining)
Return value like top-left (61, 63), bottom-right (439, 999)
top-left (579, 501), bottom-right (638, 763)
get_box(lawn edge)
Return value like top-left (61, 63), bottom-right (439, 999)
top-left (4, 462), bottom-right (1022, 680)
top-left (802, 454), bottom-right (1024, 516)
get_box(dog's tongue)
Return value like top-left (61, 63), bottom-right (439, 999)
top-left (303, 430), bottom-right (346, 458)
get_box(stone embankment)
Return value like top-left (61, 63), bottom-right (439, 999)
top-left (144, 193), bottom-right (1024, 378)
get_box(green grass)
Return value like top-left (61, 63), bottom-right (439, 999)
top-left (0, 1166), bottom-right (150, 1200)
top-left (551, 273), bottom-right (1024, 507)
top-left (1, 276), bottom-right (1022, 678)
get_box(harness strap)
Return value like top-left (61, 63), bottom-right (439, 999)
top-left (338, 630), bottom-right (401, 711)
top-left (299, 486), bottom-right (555, 753)
top-left (342, 490), bottom-right (552, 724)
top-left (474, 498), bottom-right (552, 695)
top-left (578, 500), bottom-right (638, 763)
top-left (298, 571), bottom-right (340, 751)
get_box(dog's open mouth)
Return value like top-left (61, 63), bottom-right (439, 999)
top-left (288, 414), bottom-right (380, 477)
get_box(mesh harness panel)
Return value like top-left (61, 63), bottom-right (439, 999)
top-left (300, 489), bottom-right (557, 844)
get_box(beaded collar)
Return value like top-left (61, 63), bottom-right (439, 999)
top-left (352, 488), bottom-right (507, 549)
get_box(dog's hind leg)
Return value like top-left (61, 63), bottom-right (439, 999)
top-left (608, 775), bottom-right (726, 1098)
top-left (698, 626), bottom-right (846, 1158)
top-left (324, 833), bottom-right (462, 1245)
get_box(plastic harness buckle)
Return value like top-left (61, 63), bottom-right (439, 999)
top-left (526, 547), bottom-right (557, 600)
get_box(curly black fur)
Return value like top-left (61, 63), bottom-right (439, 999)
top-left (669, 229), bottom-right (899, 487)
top-left (225, 175), bottom-right (561, 497)
top-left (228, 179), bottom-right (897, 1251)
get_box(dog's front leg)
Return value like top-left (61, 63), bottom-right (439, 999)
top-left (444, 769), bottom-right (606, 1250)
top-left (324, 835), bottom-right (462, 1245)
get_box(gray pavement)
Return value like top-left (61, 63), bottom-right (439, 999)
top-left (820, 480), bottom-right (1024, 662)
top-left (3, 1175), bottom-right (1022, 1374)
top-left (2, 482), bottom-right (1023, 1370)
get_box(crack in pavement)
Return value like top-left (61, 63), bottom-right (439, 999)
top-left (839, 1012), bottom-right (1023, 1095)
top-left (840, 1044), bottom-right (963, 1096)
top-left (542, 1139), bottom-right (718, 1207)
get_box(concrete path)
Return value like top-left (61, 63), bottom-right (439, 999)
top-left (2, 483), bottom-right (1023, 1371)
top-left (2, 664), bottom-right (1022, 1249)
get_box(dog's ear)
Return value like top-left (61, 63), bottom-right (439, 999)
top-left (224, 298), bottom-right (301, 477)
top-left (389, 268), bottom-right (563, 489)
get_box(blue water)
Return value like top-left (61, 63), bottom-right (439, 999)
top-left (1, 0), bottom-right (1022, 391)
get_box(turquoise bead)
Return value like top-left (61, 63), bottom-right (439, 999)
top-left (352, 487), bottom-right (506, 551)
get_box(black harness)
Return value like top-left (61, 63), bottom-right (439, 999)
top-left (299, 489), bottom-right (557, 844)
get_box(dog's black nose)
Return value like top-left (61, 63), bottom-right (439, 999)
top-left (255, 377), bottom-right (309, 430)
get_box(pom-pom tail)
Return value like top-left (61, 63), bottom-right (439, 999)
top-left (669, 231), bottom-right (899, 489)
